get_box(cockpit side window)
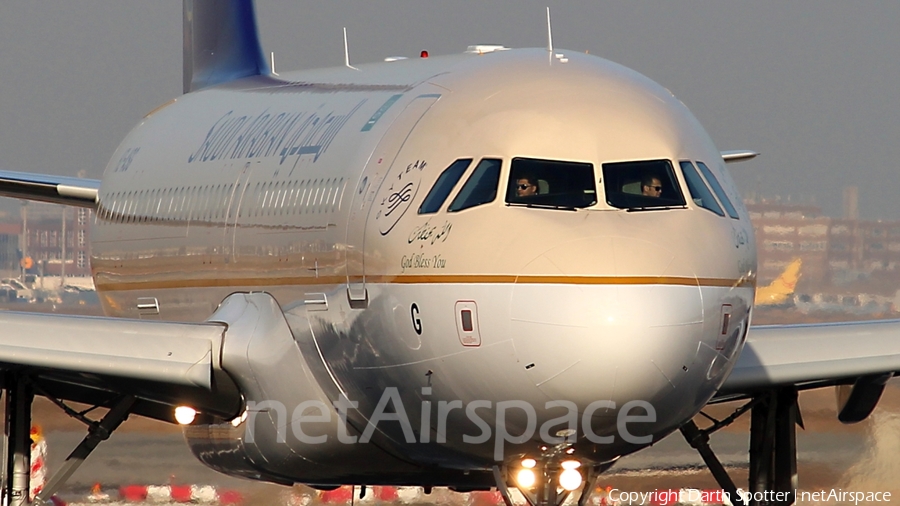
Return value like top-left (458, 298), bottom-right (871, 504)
top-left (418, 159), bottom-right (472, 214)
top-left (679, 161), bottom-right (725, 216)
top-left (447, 158), bottom-right (502, 212)
top-left (696, 161), bottom-right (739, 219)
top-left (602, 159), bottom-right (686, 209)
top-left (505, 158), bottom-right (597, 209)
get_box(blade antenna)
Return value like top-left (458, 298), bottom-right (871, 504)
top-left (344, 27), bottom-right (359, 70)
top-left (270, 51), bottom-right (278, 75)
top-left (546, 7), bottom-right (553, 52)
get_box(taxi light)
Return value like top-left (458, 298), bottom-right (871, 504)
top-left (559, 468), bottom-right (582, 491)
top-left (521, 458), bottom-right (536, 469)
top-left (561, 460), bottom-right (580, 470)
top-left (516, 468), bottom-right (536, 489)
top-left (174, 406), bottom-right (196, 425)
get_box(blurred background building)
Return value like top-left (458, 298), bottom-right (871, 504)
top-left (748, 186), bottom-right (900, 293)
top-left (0, 202), bottom-right (92, 279)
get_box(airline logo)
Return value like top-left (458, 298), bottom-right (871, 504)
top-left (187, 101), bottom-right (366, 165)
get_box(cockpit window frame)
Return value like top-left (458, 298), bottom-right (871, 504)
top-left (418, 158), bottom-right (473, 215)
top-left (695, 161), bottom-right (740, 220)
top-left (447, 158), bottom-right (503, 213)
top-left (505, 157), bottom-right (598, 210)
top-left (679, 161), bottom-right (725, 217)
top-left (601, 159), bottom-right (687, 210)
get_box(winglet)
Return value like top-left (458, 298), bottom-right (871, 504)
top-left (183, 0), bottom-right (267, 94)
top-left (721, 150), bottom-right (759, 163)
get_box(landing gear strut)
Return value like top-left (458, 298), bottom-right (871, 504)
top-left (2, 375), bottom-right (134, 505)
top-left (5, 376), bottom-right (33, 506)
top-left (680, 387), bottom-right (801, 506)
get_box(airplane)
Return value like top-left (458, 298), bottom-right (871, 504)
top-left (754, 258), bottom-right (802, 307)
top-left (0, 2), bottom-right (899, 506)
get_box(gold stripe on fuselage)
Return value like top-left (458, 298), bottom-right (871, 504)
top-left (94, 275), bottom-right (755, 292)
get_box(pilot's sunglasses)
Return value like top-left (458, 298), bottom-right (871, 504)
top-left (517, 184), bottom-right (533, 190)
top-left (650, 186), bottom-right (663, 191)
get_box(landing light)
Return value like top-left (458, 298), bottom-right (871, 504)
top-left (515, 468), bottom-right (536, 489)
top-left (231, 410), bottom-right (248, 427)
top-left (521, 458), bottom-right (536, 469)
top-left (559, 469), bottom-right (582, 491)
top-left (174, 406), bottom-right (196, 425)
top-left (559, 460), bottom-right (582, 491)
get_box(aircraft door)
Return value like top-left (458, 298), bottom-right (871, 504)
top-left (346, 94), bottom-right (440, 305)
top-left (225, 162), bottom-right (255, 263)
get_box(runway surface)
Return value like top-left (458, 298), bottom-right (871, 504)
top-left (36, 391), bottom-right (900, 504)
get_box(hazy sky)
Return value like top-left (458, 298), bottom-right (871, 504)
top-left (1, 2), bottom-right (899, 219)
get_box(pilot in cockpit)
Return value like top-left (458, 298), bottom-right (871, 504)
top-left (641, 174), bottom-right (663, 198)
top-left (515, 174), bottom-right (539, 197)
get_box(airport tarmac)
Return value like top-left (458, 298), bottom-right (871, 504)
top-left (13, 303), bottom-right (900, 504)
top-left (30, 384), bottom-right (900, 505)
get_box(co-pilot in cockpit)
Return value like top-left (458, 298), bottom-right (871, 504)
top-left (515, 173), bottom-right (539, 198)
top-left (640, 174), bottom-right (663, 198)
top-left (602, 159), bottom-right (686, 210)
top-left (506, 157), bottom-right (597, 209)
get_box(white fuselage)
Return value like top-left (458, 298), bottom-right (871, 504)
top-left (90, 48), bottom-right (756, 487)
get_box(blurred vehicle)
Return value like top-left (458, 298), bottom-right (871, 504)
top-left (1, 278), bottom-right (33, 302)
top-left (0, 284), bottom-right (17, 303)
top-left (795, 292), bottom-right (891, 315)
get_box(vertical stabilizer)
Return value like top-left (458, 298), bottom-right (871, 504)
top-left (755, 258), bottom-right (803, 306)
top-left (183, 0), bottom-right (267, 93)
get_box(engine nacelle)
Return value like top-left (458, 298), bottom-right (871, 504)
top-left (184, 292), bottom-right (421, 485)
top-left (836, 373), bottom-right (892, 424)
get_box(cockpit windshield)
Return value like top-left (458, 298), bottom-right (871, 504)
top-left (447, 159), bottom-right (502, 212)
top-left (602, 159), bottom-right (686, 210)
top-left (505, 158), bottom-right (597, 209)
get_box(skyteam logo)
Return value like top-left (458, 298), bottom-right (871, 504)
top-left (375, 159), bottom-right (426, 235)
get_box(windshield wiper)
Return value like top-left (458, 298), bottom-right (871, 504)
top-left (626, 205), bottom-right (687, 212)
top-left (507, 202), bottom-right (578, 211)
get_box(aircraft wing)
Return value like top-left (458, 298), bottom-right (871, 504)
top-left (0, 309), bottom-right (241, 423)
top-left (715, 319), bottom-right (900, 400)
top-left (0, 170), bottom-right (99, 208)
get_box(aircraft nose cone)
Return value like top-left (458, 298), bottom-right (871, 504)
top-left (509, 235), bottom-right (703, 408)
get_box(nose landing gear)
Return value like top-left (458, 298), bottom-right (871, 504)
top-left (492, 447), bottom-right (612, 506)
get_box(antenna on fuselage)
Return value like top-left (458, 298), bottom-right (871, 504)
top-left (546, 7), bottom-right (553, 52)
top-left (270, 51), bottom-right (278, 75)
top-left (344, 27), bottom-right (359, 71)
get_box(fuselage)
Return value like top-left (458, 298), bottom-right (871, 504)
top-left (90, 48), bottom-right (756, 486)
